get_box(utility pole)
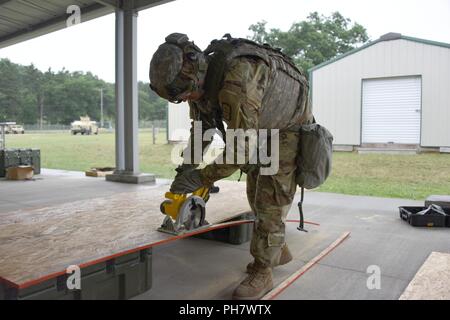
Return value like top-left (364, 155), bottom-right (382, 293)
top-left (39, 96), bottom-right (44, 130)
top-left (152, 122), bottom-right (156, 145)
top-left (100, 88), bottom-right (104, 128)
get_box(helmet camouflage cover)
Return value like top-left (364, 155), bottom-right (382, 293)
top-left (149, 33), bottom-right (206, 103)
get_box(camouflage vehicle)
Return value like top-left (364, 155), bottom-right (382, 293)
top-left (5, 123), bottom-right (25, 134)
top-left (70, 116), bottom-right (99, 135)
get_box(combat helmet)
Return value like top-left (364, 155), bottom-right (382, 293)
top-left (149, 33), bottom-right (207, 103)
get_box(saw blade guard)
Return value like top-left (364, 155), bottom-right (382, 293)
top-left (175, 195), bottom-right (207, 231)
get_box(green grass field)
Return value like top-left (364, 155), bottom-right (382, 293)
top-left (319, 152), bottom-right (450, 200)
top-left (6, 131), bottom-right (450, 200)
top-left (7, 130), bottom-right (178, 179)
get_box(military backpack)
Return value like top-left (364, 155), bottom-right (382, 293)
top-left (203, 35), bottom-right (333, 189)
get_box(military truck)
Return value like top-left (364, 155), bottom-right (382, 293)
top-left (70, 116), bottom-right (99, 135)
top-left (4, 123), bottom-right (25, 134)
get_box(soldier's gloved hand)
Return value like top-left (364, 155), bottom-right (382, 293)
top-left (170, 169), bottom-right (204, 194)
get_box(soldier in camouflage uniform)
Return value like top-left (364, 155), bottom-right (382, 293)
top-left (149, 33), bottom-right (313, 300)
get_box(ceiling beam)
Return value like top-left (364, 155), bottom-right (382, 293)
top-left (0, 3), bottom-right (113, 49)
top-left (133, 0), bottom-right (175, 11)
top-left (0, 0), bottom-right (177, 49)
top-left (93, 0), bottom-right (119, 8)
top-left (0, 0), bottom-right (13, 6)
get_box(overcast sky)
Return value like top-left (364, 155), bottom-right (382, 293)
top-left (1, 0), bottom-right (449, 83)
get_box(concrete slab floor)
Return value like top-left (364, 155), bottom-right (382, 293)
top-left (135, 192), bottom-right (449, 300)
top-left (1, 169), bottom-right (449, 300)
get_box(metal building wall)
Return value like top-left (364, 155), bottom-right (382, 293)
top-left (167, 102), bottom-right (225, 158)
top-left (311, 39), bottom-right (450, 147)
top-left (168, 102), bottom-right (191, 143)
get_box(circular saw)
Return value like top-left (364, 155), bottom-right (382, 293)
top-left (158, 187), bottom-right (210, 235)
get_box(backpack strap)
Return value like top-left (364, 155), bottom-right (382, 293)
top-left (297, 187), bottom-right (308, 232)
top-left (203, 40), bottom-right (232, 143)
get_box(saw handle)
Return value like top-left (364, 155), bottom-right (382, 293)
top-left (192, 187), bottom-right (210, 203)
top-left (160, 192), bottom-right (186, 220)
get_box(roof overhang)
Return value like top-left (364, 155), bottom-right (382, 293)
top-left (0, 0), bottom-right (174, 49)
top-left (309, 32), bottom-right (450, 73)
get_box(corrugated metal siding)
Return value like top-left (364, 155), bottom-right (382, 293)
top-left (362, 77), bottom-right (421, 144)
top-left (311, 39), bottom-right (450, 147)
top-left (168, 102), bottom-right (191, 142)
top-left (168, 102), bottom-right (225, 149)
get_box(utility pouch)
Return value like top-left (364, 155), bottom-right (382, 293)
top-left (295, 123), bottom-right (333, 189)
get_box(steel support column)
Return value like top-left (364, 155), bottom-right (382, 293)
top-left (114, 8), bottom-right (125, 171)
top-left (123, 7), bottom-right (139, 173)
top-left (107, 6), bottom-right (155, 184)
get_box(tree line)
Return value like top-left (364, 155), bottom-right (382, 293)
top-left (0, 59), bottom-right (167, 125)
top-left (0, 11), bottom-right (368, 126)
top-left (248, 12), bottom-right (369, 73)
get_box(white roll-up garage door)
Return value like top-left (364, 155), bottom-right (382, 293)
top-left (362, 76), bottom-right (421, 144)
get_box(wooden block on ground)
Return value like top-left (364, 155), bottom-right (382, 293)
top-left (0, 180), bottom-right (250, 289)
top-left (85, 167), bottom-right (115, 177)
top-left (399, 252), bottom-right (450, 300)
top-left (6, 166), bottom-right (34, 180)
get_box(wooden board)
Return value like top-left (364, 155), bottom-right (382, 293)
top-left (85, 167), bottom-right (115, 177)
top-left (262, 232), bottom-right (350, 300)
top-left (0, 180), bottom-right (251, 289)
top-left (399, 252), bottom-right (450, 300)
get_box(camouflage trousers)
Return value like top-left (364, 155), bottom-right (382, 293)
top-left (246, 130), bottom-right (299, 268)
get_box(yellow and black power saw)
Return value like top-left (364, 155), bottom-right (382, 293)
top-left (159, 187), bottom-right (210, 235)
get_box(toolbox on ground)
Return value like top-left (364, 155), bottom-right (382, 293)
top-left (0, 148), bottom-right (40, 177)
top-left (0, 248), bottom-right (152, 300)
top-left (425, 195), bottom-right (450, 208)
top-left (399, 205), bottom-right (450, 228)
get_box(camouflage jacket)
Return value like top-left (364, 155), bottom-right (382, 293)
top-left (184, 39), bottom-right (313, 185)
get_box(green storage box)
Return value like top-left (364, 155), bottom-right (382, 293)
top-left (0, 149), bottom-right (19, 177)
top-left (196, 212), bottom-right (254, 245)
top-left (1, 248), bottom-right (152, 300)
top-left (0, 148), bottom-right (40, 177)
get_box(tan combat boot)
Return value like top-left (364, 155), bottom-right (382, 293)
top-left (232, 265), bottom-right (273, 300)
top-left (246, 244), bottom-right (293, 273)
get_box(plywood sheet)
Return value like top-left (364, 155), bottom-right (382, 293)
top-left (0, 180), bottom-right (250, 288)
top-left (399, 252), bottom-right (450, 300)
